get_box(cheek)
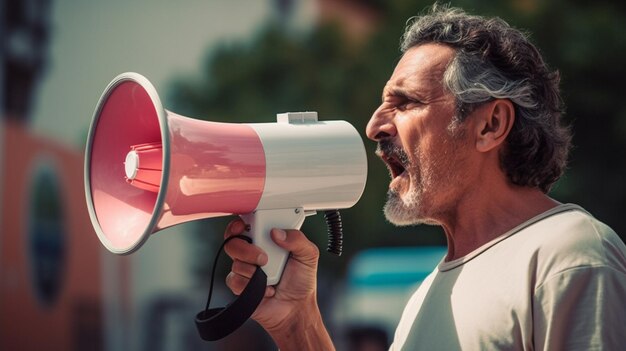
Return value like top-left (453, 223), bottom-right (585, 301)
top-left (395, 116), bottom-right (424, 152)
top-left (401, 130), bottom-right (435, 166)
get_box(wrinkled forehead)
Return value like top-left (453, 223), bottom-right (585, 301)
top-left (389, 43), bottom-right (456, 91)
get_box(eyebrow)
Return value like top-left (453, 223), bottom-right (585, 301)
top-left (382, 87), bottom-right (422, 102)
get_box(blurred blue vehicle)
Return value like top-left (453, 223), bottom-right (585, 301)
top-left (333, 246), bottom-right (447, 349)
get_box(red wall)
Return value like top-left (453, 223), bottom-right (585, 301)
top-left (0, 121), bottom-right (105, 350)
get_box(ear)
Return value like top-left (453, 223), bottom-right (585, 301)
top-left (473, 99), bottom-right (515, 153)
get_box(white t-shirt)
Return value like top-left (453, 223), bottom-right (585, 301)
top-left (390, 204), bottom-right (626, 351)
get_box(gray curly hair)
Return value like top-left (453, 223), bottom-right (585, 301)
top-left (401, 4), bottom-right (571, 193)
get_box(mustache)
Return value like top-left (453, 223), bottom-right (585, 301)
top-left (376, 140), bottom-right (410, 166)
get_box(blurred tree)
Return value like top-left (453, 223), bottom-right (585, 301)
top-left (168, 0), bottom-right (626, 282)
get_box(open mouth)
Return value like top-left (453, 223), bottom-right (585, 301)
top-left (381, 153), bottom-right (406, 179)
top-left (377, 140), bottom-right (409, 180)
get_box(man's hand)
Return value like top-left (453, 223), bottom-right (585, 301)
top-left (223, 219), bottom-right (335, 350)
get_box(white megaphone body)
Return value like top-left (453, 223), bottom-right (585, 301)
top-left (84, 72), bottom-right (367, 288)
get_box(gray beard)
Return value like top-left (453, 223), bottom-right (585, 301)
top-left (383, 188), bottom-right (423, 226)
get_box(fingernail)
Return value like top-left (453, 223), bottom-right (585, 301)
top-left (257, 253), bottom-right (268, 266)
top-left (274, 228), bottom-right (287, 241)
top-left (225, 272), bottom-right (233, 284)
top-left (231, 221), bottom-right (243, 233)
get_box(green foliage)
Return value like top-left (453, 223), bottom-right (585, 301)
top-left (474, 0), bottom-right (626, 238)
top-left (168, 0), bottom-right (626, 280)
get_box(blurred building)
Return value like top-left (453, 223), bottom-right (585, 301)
top-left (1, 1), bottom-right (111, 350)
top-left (316, 0), bottom-right (381, 41)
top-left (0, 121), bottom-right (109, 350)
top-left (276, 0), bottom-right (381, 41)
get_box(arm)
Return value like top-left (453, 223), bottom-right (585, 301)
top-left (224, 219), bottom-right (335, 351)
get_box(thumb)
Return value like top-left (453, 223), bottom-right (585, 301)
top-left (271, 228), bottom-right (319, 266)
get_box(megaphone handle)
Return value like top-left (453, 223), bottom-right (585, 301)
top-left (240, 208), bottom-right (306, 286)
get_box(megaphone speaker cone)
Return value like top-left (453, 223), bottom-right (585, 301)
top-left (85, 73), bottom-right (170, 254)
top-left (85, 73), bottom-right (268, 254)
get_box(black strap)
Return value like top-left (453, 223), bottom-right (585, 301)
top-left (195, 235), bottom-right (267, 341)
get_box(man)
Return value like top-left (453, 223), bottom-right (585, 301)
top-left (223, 4), bottom-right (626, 350)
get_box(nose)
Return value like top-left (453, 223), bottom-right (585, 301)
top-left (366, 104), bottom-right (397, 141)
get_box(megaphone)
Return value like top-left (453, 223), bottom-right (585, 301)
top-left (84, 72), bottom-right (367, 340)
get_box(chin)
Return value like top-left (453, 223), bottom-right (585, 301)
top-left (383, 189), bottom-right (428, 226)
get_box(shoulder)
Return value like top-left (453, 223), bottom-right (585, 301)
top-left (530, 208), bottom-right (626, 349)
top-left (533, 206), bottom-right (624, 262)
top-left (523, 205), bottom-right (626, 285)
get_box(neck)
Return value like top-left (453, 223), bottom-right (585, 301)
top-left (436, 182), bottom-right (559, 261)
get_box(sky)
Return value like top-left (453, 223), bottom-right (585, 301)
top-left (30, 0), bottom-right (312, 147)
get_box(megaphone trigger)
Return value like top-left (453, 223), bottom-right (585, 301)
top-left (239, 208), bottom-right (306, 286)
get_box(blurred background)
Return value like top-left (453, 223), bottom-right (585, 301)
top-left (1, 0), bottom-right (624, 350)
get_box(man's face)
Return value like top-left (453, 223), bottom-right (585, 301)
top-left (366, 43), bottom-right (472, 226)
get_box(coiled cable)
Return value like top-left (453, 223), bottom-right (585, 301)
top-left (324, 210), bottom-right (343, 256)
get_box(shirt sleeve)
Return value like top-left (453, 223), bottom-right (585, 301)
top-left (533, 265), bottom-right (626, 350)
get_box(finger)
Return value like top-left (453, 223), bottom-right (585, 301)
top-left (225, 272), bottom-right (250, 296)
top-left (227, 271), bottom-right (276, 297)
top-left (270, 228), bottom-right (319, 265)
top-left (224, 219), bottom-right (246, 239)
top-left (224, 238), bottom-right (268, 266)
top-left (232, 259), bottom-right (257, 279)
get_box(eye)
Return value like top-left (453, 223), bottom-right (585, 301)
top-left (396, 98), bottom-right (422, 111)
